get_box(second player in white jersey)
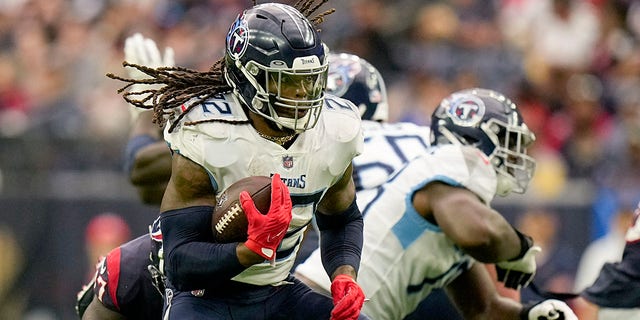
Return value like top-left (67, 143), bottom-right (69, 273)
top-left (299, 144), bottom-right (488, 318)
top-left (298, 88), bottom-right (580, 320)
top-left (359, 144), bottom-right (493, 318)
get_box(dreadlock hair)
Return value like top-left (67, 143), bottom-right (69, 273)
top-left (106, 0), bottom-right (335, 133)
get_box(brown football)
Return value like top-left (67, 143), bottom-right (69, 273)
top-left (211, 176), bottom-right (271, 243)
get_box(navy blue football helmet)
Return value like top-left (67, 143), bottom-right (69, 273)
top-left (224, 3), bottom-right (329, 132)
top-left (431, 88), bottom-right (536, 196)
top-left (326, 53), bottom-right (388, 122)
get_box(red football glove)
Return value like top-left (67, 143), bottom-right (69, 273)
top-left (330, 274), bottom-right (366, 320)
top-left (241, 173), bottom-right (292, 261)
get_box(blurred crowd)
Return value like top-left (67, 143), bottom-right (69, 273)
top-left (2, 0), bottom-right (640, 318)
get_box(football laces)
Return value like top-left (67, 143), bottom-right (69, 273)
top-left (215, 203), bottom-right (241, 233)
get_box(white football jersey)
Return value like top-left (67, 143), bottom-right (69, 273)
top-left (164, 92), bottom-right (363, 286)
top-left (296, 120), bottom-right (431, 300)
top-left (297, 144), bottom-right (498, 320)
top-left (353, 120), bottom-right (431, 207)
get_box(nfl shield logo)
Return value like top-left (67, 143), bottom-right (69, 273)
top-left (282, 156), bottom-right (294, 169)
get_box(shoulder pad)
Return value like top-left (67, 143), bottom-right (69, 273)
top-left (175, 93), bottom-right (248, 137)
top-left (321, 95), bottom-right (362, 143)
top-left (432, 145), bottom-right (496, 204)
top-left (458, 145), bottom-right (496, 203)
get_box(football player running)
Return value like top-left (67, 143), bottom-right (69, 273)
top-left (77, 223), bottom-right (165, 320)
top-left (78, 45), bottom-right (390, 320)
top-left (107, 2), bottom-right (368, 320)
top-left (299, 53), bottom-right (520, 319)
top-left (297, 88), bottom-right (579, 320)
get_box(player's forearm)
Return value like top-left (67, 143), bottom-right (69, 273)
top-left (160, 206), bottom-right (246, 290)
top-left (317, 199), bottom-right (364, 278)
top-left (440, 200), bottom-right (523, 262)
top-left (447, 263), bottom-right (521, 319)
top-left (165, 241), bottom-right (245, 290)
top-left (430, 185), bottom-right (520, 261)
top-left (129, 142), bottom-right (171, 185)
top-left (465, 223), bottom-right (525, 263)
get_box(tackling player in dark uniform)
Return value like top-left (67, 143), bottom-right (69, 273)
top-left (75, 31), bottom-right (173, 320)
top-left (576, 201), bottom-right (640, 319)
top-left (77, 222), bottom-right (164, 320)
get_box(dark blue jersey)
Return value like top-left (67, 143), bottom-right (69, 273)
top-left (92, 234), bottom-right (164, 319)
top-left (581, 239), bottom-right (640, 308)
top-left (582, 207), bottom-right (640, 308)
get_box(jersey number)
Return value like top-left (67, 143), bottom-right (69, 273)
top-left (353, 134), bottom-right (429, 191)
top-left (201, 100), bottom-right (232, 115)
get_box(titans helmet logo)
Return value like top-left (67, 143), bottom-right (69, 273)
top-left (226, 14), bottom-right (249, 60)
top-left (446, 94), bottom-right (485, 127)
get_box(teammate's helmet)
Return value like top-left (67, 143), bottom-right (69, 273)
top-left (431, 88), bottom-right (536, 196)
top-left (224, 3), bottom-right (329, 132)
top-left (326, 53), bottom-right (388, 122)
